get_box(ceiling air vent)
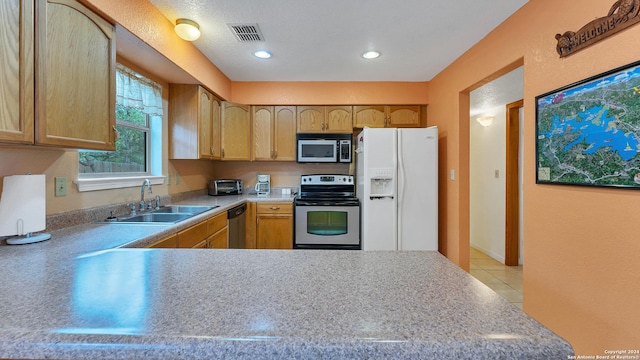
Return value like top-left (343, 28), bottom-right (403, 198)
top-left (228, 23), bottom-right (265, 42)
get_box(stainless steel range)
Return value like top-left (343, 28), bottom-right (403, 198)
top-left (294, 174), bottom-right (361, 250)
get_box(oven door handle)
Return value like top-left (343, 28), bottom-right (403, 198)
top-left (295, 200), bottom-right (359, 206)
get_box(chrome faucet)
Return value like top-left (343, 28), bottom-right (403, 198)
top-left (140, 179), bottom-right (152, 210)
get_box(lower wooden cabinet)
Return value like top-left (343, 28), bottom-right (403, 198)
top-left (146, 211), bottom-right (228, 249)
top-left (147, 234), bottom-right (178, 248)
top-left (208, 227), bottom-right (229, 248)
top-left (207, 212), bottom-right (229, 248)
top-left (256, 203), bottom-right (293, 249)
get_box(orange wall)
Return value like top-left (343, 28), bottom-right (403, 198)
top-left (82, 0), bottom-right (232, 100)
top-left (428, 0), bottom-right (640, 354)
top-left (232, 81), bottom-right (428, 104)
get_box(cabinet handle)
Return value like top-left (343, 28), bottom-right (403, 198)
top-left (222, 148), bottom-right (225, 158)
top-left (269, 207), bottom-right (280, 210)
top-left (273, 150), bottom-right (277, 159)
top-left (112, 125), bottom-right (119, 141)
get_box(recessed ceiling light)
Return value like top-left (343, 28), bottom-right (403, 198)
top-left (254, 50), bottom-right (271, 59)
top-left (362, 51), bottom-right (380, 59)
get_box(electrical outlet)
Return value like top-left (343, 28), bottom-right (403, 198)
top-left (55, 177), bottom-right (67, 196)
top-left (175, 172), bottom-right (180, 184)
top-left (495, 169), bottom-right (500, 178)
top-left (166, 173), bottom-right (171, 185)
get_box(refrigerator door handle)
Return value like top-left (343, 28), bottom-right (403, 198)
top-left (369, 196), bottom-right (394, 200)
top-left (397, 129), bottom-right (405, 250)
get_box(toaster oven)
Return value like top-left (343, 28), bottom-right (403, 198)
top-left (208, 179), bottom-right (243, 196)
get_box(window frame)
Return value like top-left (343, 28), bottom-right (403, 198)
top-left (74, 64), bottom-right (165, 192)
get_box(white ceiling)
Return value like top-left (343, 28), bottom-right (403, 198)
top-left (148, 0), bottom-right (528, 82)
top-left (470, 66), bottom-right (524, 117)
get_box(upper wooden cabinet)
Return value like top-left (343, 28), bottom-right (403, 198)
top-left (36, 0), bottom-right (116, 149)
top-left (387, 106), bottom-right (421, 127)
top-left (252, 106), bottom-right (296, 161)
top-left (0, 0), bottom-right (116, 150)
top-left (0, 0), bottom-right (34, 144)
top-left (169, 84), bottom-right (221, 160)
top-left (354, 105), bottom-right (421, 128)
top-left (221, 101), bottom-right (251, 161)
top-left (326, 106), bottom-right (354, 133)
top-left (297, 106), bottom-right (352, 133)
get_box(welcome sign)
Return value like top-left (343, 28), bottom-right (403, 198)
top-left (555, 0), bottom-right (640, 57)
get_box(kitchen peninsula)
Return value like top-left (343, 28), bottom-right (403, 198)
top-left (0, 196), bottom-right (572, 359)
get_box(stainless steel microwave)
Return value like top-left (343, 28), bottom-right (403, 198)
top-left (296, 134), bottom-right (352, 163)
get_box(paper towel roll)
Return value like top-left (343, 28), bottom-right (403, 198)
top-left (0, 174), bottom-right (47, 236)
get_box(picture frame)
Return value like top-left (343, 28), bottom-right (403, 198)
top-left (535, 59), bottom-right (640, 189)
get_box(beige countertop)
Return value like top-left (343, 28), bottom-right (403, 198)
top-left (0, 191), bottom-right (573, 359)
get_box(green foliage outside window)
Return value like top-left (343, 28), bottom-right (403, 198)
top-left (79, 105), bottom-right (148, 175)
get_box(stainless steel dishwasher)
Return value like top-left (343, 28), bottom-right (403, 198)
top-left (227, 203), bottom-right (247, 249)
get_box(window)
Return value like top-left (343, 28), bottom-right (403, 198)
top-left (76, 64), bottom-right (164, 191)
top-left (79, 105), bottom-right (150, 176)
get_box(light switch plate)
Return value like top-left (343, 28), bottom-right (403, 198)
top-left (55, 177), bottom-right (67, 197)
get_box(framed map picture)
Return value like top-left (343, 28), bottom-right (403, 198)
top-left (536, 60), bottom-right (640, 189)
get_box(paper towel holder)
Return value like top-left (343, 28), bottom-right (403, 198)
top-left (6, 229), bottom-right (51, 245)
top-left (1, 174), bottom-right (51, 245)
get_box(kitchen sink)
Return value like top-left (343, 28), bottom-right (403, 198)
top-left (110, 213), bottom-right (193, 224)
top-left (95, 205), bottom-right (218, 224)
top-left (152, 205), bottom-right (217, 214)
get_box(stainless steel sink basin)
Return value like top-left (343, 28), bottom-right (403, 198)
top-left (113, 213), bottom-right (193, 224)
top-left (95, 205), bottom-right (218, 224)
top-left (152, 205), bottom-right (217, 214)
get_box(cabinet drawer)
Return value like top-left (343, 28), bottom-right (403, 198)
top-left (177, 221), bottom-right (209, 248)
top-left (208, 211), bottom-right (227, 234)
top-left (147, 234), bottom-right (177, 248)
top-left (192, 238), bottom-right (209, 248)
top-left (256, 203), bottom-right (292, 214)
top-left (209, 227), bottom-right (229, 249)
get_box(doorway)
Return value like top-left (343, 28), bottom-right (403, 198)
top-left (468, 66), bottom-right (524, 306)
top-left (469, 66), bottom-right (523, 265)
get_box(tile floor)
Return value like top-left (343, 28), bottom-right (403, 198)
top-left (470, 247), bottom-right (523, 309)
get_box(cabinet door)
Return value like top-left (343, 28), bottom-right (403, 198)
top-left (353, 106), bottom-right (386, 128)
top-left (388, 105), bottom-right (420, 127)
top-left (273, 106), bottom-right (296, 161)
top-left (177, 221), bottom-right (209, 248)
top-left (147, 234), bottom-right (178, 248)
top-left (210, 97), bottom-right (222, 160)
top-left (252, 105), bottom-right (274, 161)
top-left (169, 84), bottom-right (198, 159)
top-left (297, 106), bottom-right (325, 133)
top-left (208, 227), bottom-right (229, 249)
top-left (0, 0), bottom-right (34, 144)
top-left (326, 106), bottom-right (353, 133)
top-left (221, 101), bottom-right (251, 160)
top-left (198, 88), bottom-right (213, 158)
top-left (36, 0), bottom-right (116, 150)
top-left (256, 214), bottom-right (293, 249)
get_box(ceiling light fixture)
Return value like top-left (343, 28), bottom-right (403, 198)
top-left (362, 50), bottom-right (380, 59)
top-left (476, 116), bottom-right (495, 127)
top-left (175, 18), bottom-right (201, 41)
top-left (254, 50), bottom-right (272, 59)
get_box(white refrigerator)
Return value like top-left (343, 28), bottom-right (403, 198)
top-left (356, 126), bottom-right (438, 251)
